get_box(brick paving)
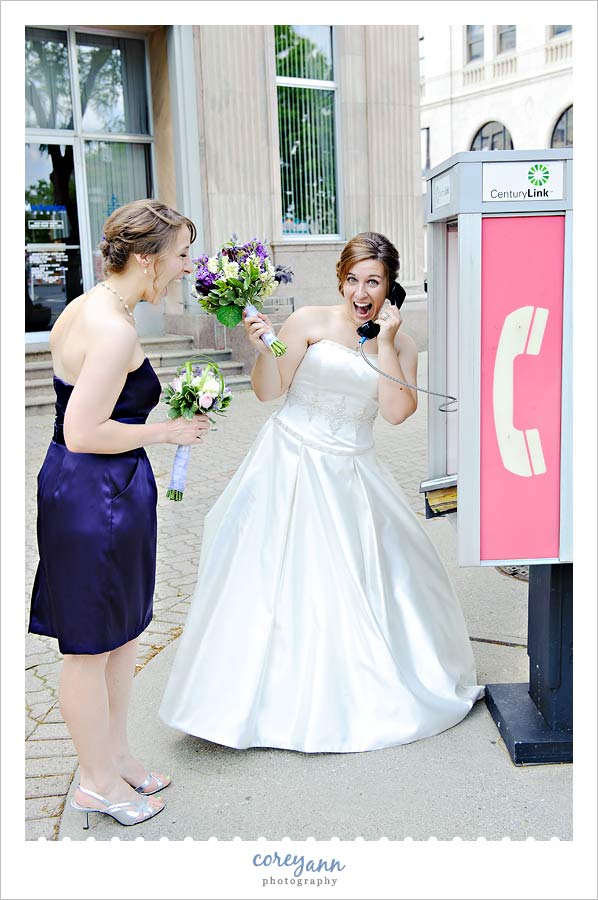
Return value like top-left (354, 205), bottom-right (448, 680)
top-left (24, 359), bottom-right (430, 840)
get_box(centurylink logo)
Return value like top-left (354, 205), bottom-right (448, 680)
top-left (528, 164), bottom-right (550, 186)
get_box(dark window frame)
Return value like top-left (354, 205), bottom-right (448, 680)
top-left (470, 121), bottom-right (514, 151)
top-left (550, 106), bottom-right (573, 148)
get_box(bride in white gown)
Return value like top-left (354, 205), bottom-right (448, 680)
top-left (160, 232), bottom-right (484, 753)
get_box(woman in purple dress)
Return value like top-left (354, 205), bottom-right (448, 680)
top-left (29, 200), bottom-right (209, 828)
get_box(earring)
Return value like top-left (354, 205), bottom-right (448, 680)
top-left (144, 267), bottom-right (148, 275)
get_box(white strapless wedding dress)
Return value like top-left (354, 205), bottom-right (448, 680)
top-left (160, 340), bottom-right (484, 752)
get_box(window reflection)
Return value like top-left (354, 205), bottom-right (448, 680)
top-left (25, 28), bottom-right (73, 130)
top-left (275, 25), bottom-right (333, 80)
top-left (84, 141), bottom-right (152, 278)
top-left (76, 33), bottom-right (149, 134)
top-left (471, 121), bottom-right (513, 151)
top-left (275, 26), bottom-right (338, 236)
top-left (497, 25), bottom-right (516, 54)
top-left (466, 25), bottom-right (484, 63)
top-left (551, 106), bottom-right (573, 147)
top-left (25, 144), bottom-right (82, 331)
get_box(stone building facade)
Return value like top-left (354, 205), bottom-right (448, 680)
top-left (25, 24), bottom-right (425, 352)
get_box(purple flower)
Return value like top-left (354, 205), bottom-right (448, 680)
top-left (245, 239), bottom-right (268, 261)
top-left (194, 264), bottom-right (218, 295)
top-left (274, 264), bottom-right (294, 284)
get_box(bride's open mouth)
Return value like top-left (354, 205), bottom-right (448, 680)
top-left (353, 301), bottom-right (373, 319)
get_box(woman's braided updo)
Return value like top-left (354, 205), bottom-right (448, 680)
top-left (99, 199), bottom-right (196, 292)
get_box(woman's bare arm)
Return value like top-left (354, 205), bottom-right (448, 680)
top-left (63, 320), bottom-right (207, 453)
top-left (246, 307), bottom-right (315, 401)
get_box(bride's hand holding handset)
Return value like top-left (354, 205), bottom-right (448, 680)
top-left (370, 298), bottom-right (418, 425)
top-left (374, 299), bottom-right (403, 345)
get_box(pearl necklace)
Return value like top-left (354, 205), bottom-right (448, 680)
top-left (102, 281), bottom-right (134, 318)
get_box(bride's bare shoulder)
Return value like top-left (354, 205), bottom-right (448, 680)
top-left (283, 304), bottom-right (340, 338)
top-left (288, 304), bottom-right (340, 323)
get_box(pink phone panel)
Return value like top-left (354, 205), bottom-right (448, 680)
top-left (480, 215), bottom-right (564, 561)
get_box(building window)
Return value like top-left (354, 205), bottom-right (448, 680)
top-left (275, 25), bottom-right (339, 237)
top-left (551, 106), bottom-right (573, 147)
top-left (25, 26), bottom-right (153, 331)
top-left (550, 25), bottom-right (572, 38)
top-left (25, 28), bottom-right (73, 129)
top-left (421, 127), bottom-right (430, 174)
top-left (497, 26), bottom-right (516, 54)
top-left (76, 33), bottom-right (150, 135)
top-left (470, 121), bottom-right (514, 151)
top-left (466, 26), bottom-right (484, 63)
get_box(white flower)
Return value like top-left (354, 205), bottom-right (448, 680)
top-left (171, 376), bottom-right (183, 392)
top-left (191, 375), bottom-right (203, 388)
top-left (222, 260), bottom-right (239, 279)
top-left (202, 374), bottom-right (220, 394)
top-left (207, 256), bottom-right (219, 274)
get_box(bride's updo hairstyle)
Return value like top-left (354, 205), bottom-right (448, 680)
top-left (99, 199), bottom-right (196, 293)
top-left (336, 232), bottom-right (400, 295)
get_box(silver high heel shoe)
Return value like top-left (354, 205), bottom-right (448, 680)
top-left (128, 772), bottom-right (171, 796)
top-left (70, 785), bottom-right (164, 829)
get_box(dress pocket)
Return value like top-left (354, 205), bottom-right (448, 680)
top-left (110, 454), bottom-right (141, 501)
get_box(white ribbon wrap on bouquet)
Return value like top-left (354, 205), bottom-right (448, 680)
top-left (245, 302), bottom-right (278, 348)
top-left (167, 444), bottom-right (191, 500)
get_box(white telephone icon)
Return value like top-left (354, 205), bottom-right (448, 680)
top-left (492, 306), bottom-right (549, 477)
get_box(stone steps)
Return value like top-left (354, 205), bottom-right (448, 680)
top-left (25, 333), bottom-right (198, 365)
top-left (25, 347), bottom-right (239, 382)
top-left (25, 334), bottom-right (252, 416)
top-left (26, 360), bottom-right (246, 400)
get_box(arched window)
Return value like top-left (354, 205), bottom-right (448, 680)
top-left (470, 121), bottom-right (513, 151)
top-left (551, 106), bottom-right (573, 148)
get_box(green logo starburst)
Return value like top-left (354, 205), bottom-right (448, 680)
top-left (528, 164), bottom-right (550, 186)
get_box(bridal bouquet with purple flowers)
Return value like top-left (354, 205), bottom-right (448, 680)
top-left (192, 236), bottom-right (293, 357)
top-left (163, 358), bottom-right (232, 501)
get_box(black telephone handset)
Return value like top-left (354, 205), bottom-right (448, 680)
top-left (356, 281), bottom-right (406, 340)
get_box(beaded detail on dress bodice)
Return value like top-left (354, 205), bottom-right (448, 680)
top-left (275, 340), bottom-right (379, 454)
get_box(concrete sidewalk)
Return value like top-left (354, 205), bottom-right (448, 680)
top-left (57, 520), bottom-right (572, 841)
top-left (25, 354), bottom-right (572, 840)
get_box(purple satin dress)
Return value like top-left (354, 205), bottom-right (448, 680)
top-left (29, 357), bottom-right (161, 654)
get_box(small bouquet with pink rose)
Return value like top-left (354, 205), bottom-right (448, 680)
top-left (162, 358), bottom-right (232, 501)
top-left (192, 236), bottom-right (293, 357)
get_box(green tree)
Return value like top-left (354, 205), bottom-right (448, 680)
top-left (25, 178), bottom-right (55, 207)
